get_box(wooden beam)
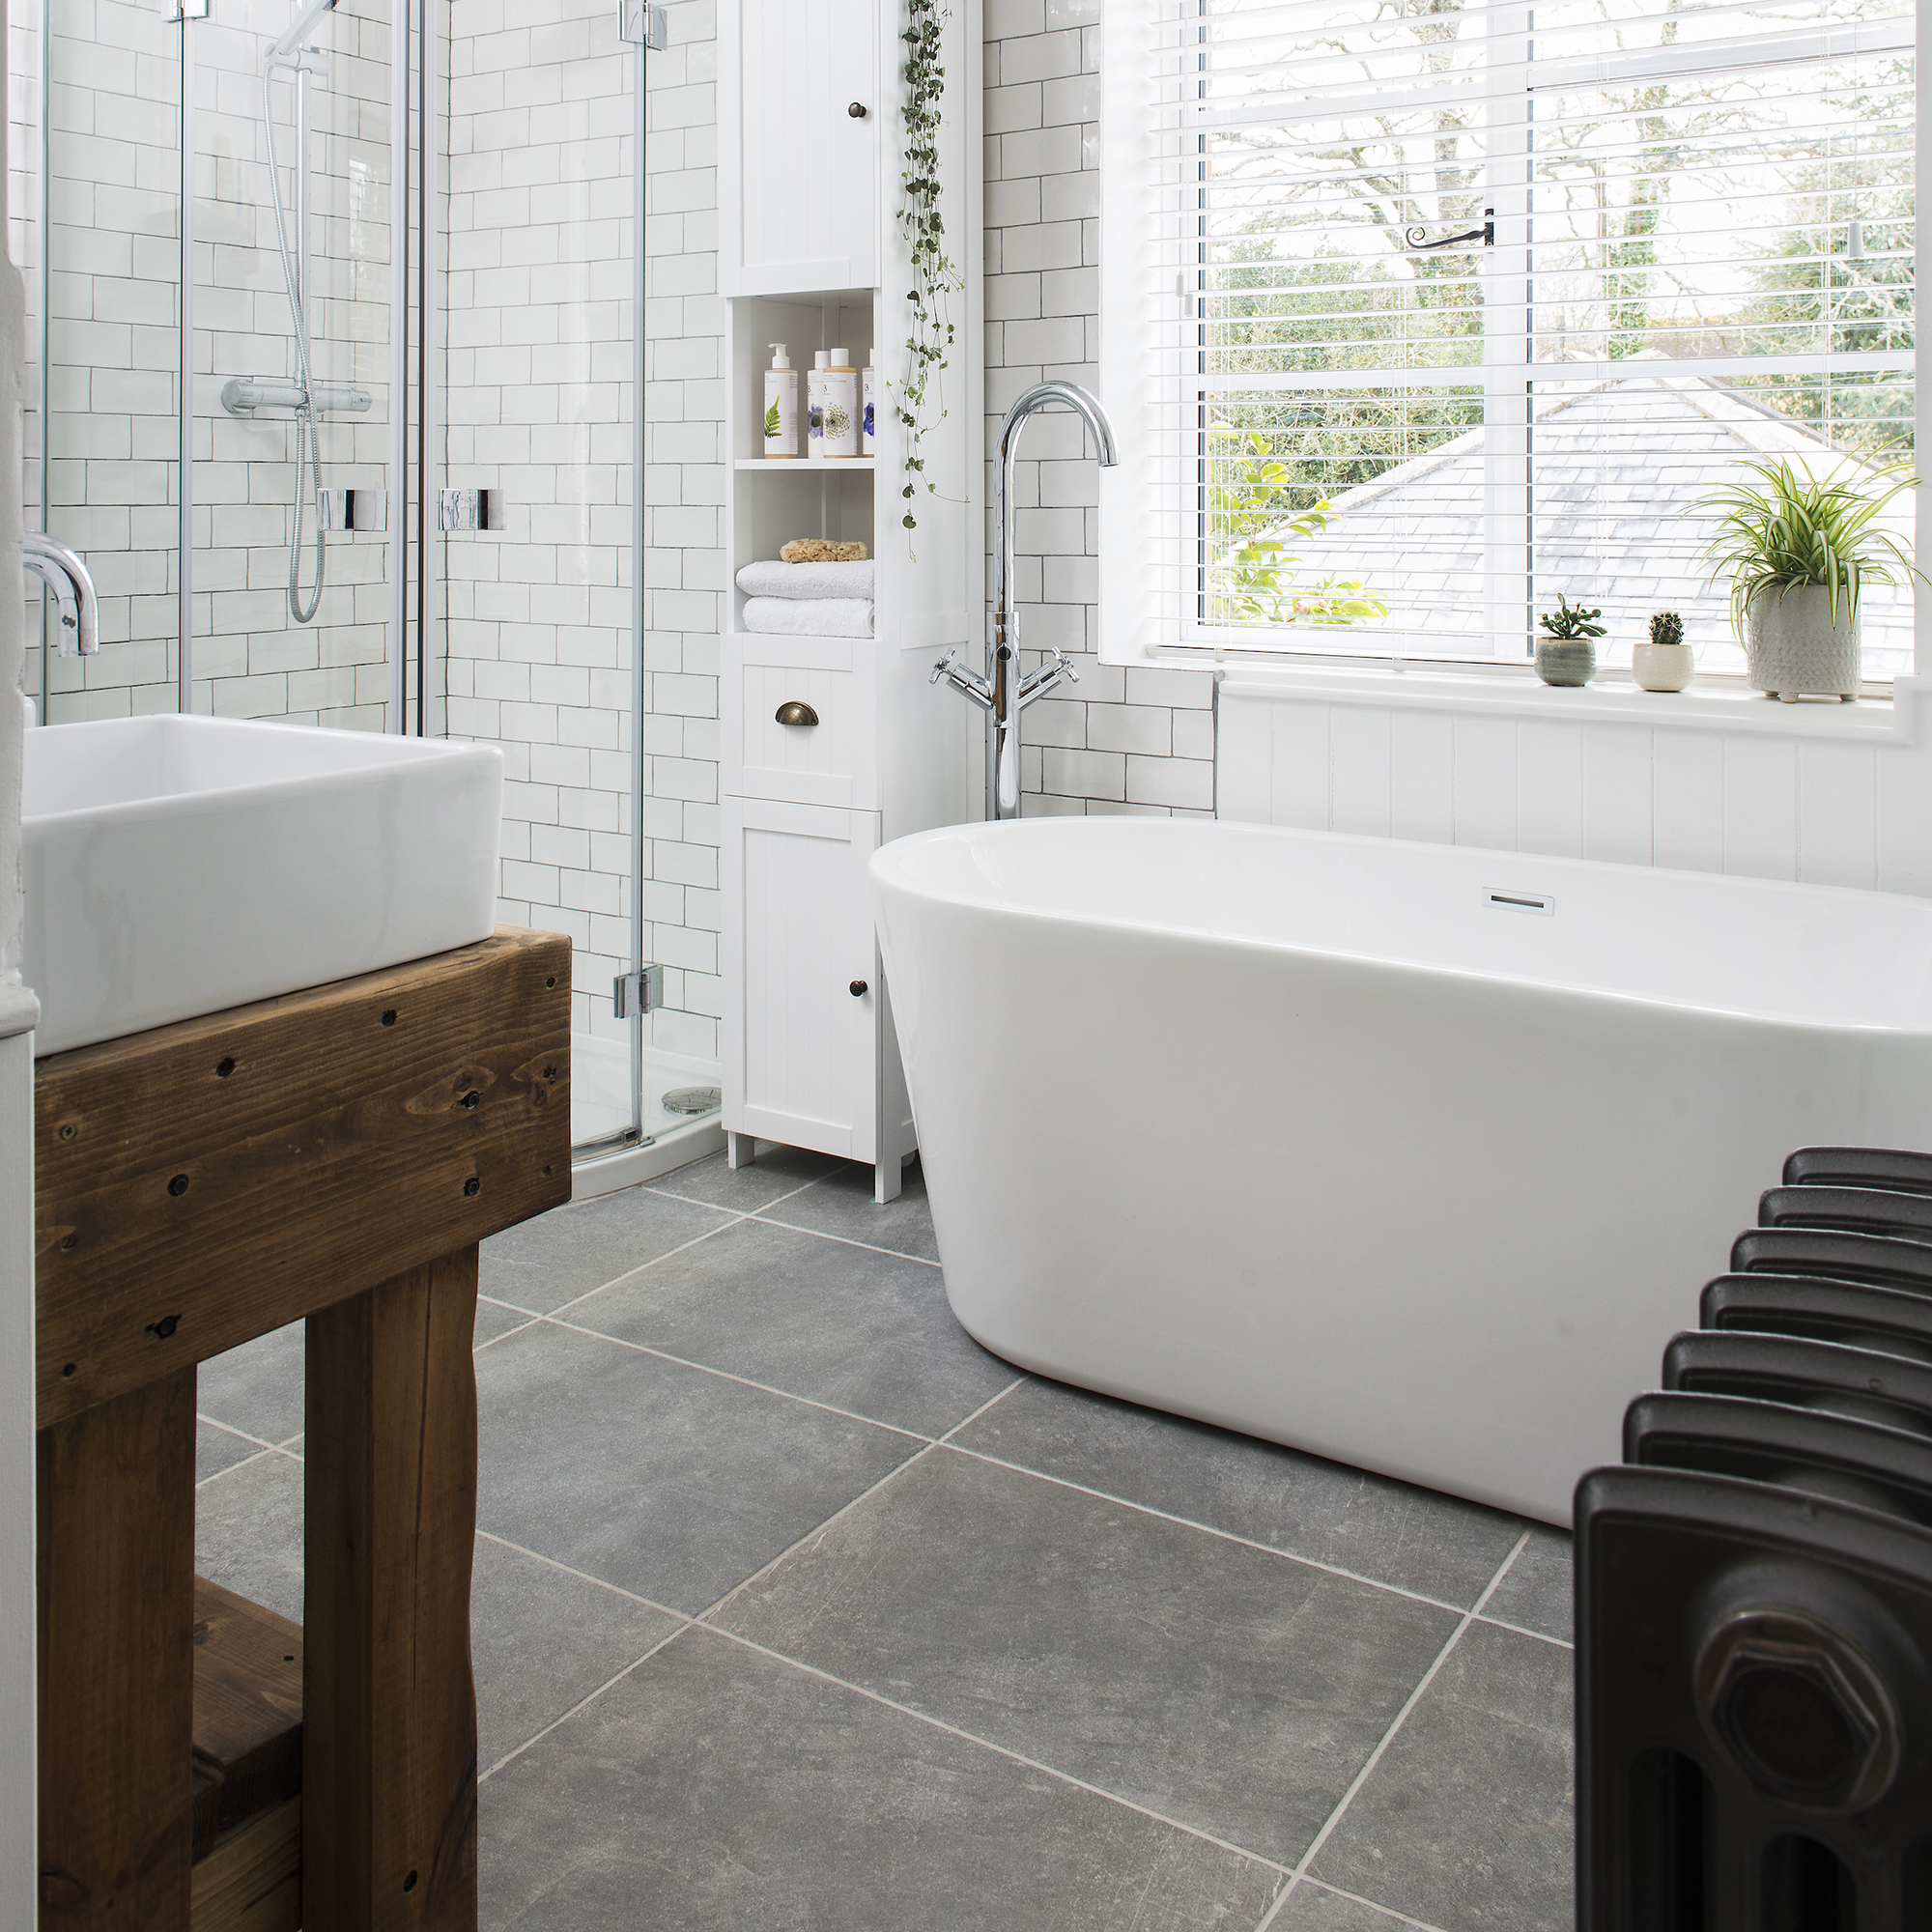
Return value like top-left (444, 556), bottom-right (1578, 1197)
top-left (190, 1799), bottom-right (301, 1932)
top-left (35, 927), bottom-right (571, 1429)
top-left (38, 1369), bottom-right (196, 1928)
top-left (192, 1578), bottom-right (304, 1861)
top-left (303, 1247), bottom-right (480, 1932)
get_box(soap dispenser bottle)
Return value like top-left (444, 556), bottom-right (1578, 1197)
top-left (806, 350), bottom-right (830, 457)
top-left (823, 347), bottom-right (861, 459)
top-left (763, 345), bottom-right (797, 459)
top-left (861, 349), bottom-right (875, 456)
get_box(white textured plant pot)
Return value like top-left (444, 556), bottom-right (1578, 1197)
top-left (1746, 585), bottom-right (1861, 701)
top-left (1633, 641), bottom-right (1694, 692)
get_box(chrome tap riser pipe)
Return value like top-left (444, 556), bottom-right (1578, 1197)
top-left (987, 381), bottom-right (1118, 818)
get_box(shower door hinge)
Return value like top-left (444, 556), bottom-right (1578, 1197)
top-left (613, 965), bottom-right (663, 1019)
top-left (319, 489), bottom-right (387, 532)
top-left (619, 0), bottom-right (668, 47)
top-left (168, 0), bottom-right (210, 20)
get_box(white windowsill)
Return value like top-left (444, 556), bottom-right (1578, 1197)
top-left (1212, 659), bottom-right (1921, 744)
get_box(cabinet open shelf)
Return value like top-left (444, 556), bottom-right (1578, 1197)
top-left (733, 457), bottom-right (877, 471)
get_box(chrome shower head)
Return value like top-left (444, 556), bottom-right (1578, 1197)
top-left (270, 0), bottom-right (336, 59)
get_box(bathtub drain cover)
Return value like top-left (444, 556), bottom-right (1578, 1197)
top-left (662, 1086), bottom-right (722, 1117)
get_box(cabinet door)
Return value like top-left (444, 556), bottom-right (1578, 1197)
top-left (721, 0), bottom-right (881, 296)
top-left (721, 798), bottom-right (881, 1162)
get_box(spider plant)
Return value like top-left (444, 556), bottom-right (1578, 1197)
top-left (1694, 455), bottom-right (1918, 636)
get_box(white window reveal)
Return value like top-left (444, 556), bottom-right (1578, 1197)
top-left (1097, 0), bottom-right (1916, 673)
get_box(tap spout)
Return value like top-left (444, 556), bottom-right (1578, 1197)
top-left (23, 531), bottom-right (99, 657)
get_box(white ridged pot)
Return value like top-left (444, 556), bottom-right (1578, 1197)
top-left (1746, 584), bottom-right (1861, 702)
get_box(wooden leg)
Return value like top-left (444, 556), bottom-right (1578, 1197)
top-left (304, 1247), bottom-right (480, 1932)
top-left (726, 1130), bottom-right (753, 1170)
top-left (38, 1368), bottom-right (196, 1928)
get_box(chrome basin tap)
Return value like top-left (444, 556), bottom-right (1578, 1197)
top-left (22, 531), bottom-right (99, 657)
top-left (932, 380), bottom-right (1119, 819)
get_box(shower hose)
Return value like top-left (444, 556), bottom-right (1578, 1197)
top-left (264, 71), bottom-right (326, 626)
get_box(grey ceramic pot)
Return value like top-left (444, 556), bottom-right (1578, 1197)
top-left (1535, 637), bottom-right (1597, 687)
top-left (1746, 584), bottom-right (1861, 701)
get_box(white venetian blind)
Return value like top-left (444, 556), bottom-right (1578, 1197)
top-left (1138, 0), bottom-right (1917, 669)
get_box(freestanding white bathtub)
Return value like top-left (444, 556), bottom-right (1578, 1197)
top-left (871, 817), bottom-right (1932, 1526)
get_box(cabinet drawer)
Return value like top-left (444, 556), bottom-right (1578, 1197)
top-left (724, 637), bottom-right (878, 809)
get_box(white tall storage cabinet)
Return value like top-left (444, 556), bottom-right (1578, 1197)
top-left (717, 0), bottom-right (981, 1201)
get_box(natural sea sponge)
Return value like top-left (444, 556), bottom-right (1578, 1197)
top-left (779, 539), bottom-right (868, 563)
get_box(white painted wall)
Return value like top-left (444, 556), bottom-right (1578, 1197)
top-left (0, 0), bottom-right (41, 1898)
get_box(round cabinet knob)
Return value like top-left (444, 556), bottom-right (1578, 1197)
top-left (850, 980), bottom-right (868, 997)
top-left (848, 100), bottom-right (867, 117)
top-left (774, 700), bottom-right (819, 727)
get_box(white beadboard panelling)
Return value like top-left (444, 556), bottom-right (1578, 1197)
top-left (1516, 721), bottom-right (1582, 859)
top-left (1450, 716), bottom-right (1517, 851)
top-left (1219, 673), bottom-right (1932, 899)
top-left (1652, 731), bottom-right (1726, 874)
top-left (1721, 737), bottom-right (1800, 881)
top-left (1798, 740), bottom-right (1878, 891)
top-left (1579, 724), bottom-right (1653, 867)
top-left (1328, 704), bottom-right (1390, 838)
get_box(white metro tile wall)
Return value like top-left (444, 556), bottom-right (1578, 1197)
top-left (982, 0), bottom-right (1217, 815)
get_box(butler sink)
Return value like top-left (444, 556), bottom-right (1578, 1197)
top-left (24, 715), bottom-right (504, 1056)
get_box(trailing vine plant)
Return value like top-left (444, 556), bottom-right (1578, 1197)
top-left (895, 0), bottom-right (962, 537)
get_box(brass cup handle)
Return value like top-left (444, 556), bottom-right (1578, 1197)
top-left (775, 700), bottom-right (819, 727)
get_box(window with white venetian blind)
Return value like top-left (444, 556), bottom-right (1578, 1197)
top-left (1096, 0), bottom-right (1916, 671)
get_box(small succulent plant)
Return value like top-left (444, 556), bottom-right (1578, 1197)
top-left (1540, 594), bottom-right (1606, 641)
top-left (1648, 611), bottom-right (1684, 649)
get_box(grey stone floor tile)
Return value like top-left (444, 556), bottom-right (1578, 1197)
top-left (197, 1319), bottom-right (304, 1447)
top-left (764, 1156), bottom-right (939, 1263)
top-left (475, 1296), bottom-right (535, 1347)
top-left (196, 1420), bottom-right (263, 1486)
top-left (647, 1140), bottom-right (841, 1213)
top-left (471, 1535), bottom-right (682, 1773)
top-left (1482, 1527), bottom-right (1573, 1645)
top-left (566, 1217), bottom-right (1014, 1435)
top-left (194, 1450), bottom-right (305, 1626)
top-left (477, 1626), bottom-right (1288, 1932)
top-left (477, 1320), bottom-right (920, 1615)
top-left (480, 1186), bottom-right (735, 1312)
top-left (1270, 1884), bottom-right (1448, 1930)
top-left (1309, 1620), bottom-right (1575, 1930)
top-left (954, 1378), bottom-right (1526, 1607)
top-left (713, 1448), bottom-right (1458, 1867)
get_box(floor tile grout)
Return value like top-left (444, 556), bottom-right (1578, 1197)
top-left (1274, 1876), bottom-right (1454, 1932)
top-left (695, 1620), bottom-right (1296, 1879)
top-left (475, 1528), bottom-right (692, 1624)
top-left (1258, 1526), bottom-right (1537, 1926)
top-left (1476, 1611), bottom-right (1573, 1651)
top-left (747, 1209), bottom-right (943, 1268)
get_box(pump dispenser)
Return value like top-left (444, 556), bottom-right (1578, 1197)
top-left (822, 347), bottom-right (861, 459)
top-left (763, 344), bottom-right (798, 458)
top-left (807, 350), bottom-right (830, 454)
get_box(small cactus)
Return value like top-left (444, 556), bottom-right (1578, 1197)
top-left (1648, 611), bottom-right (1684, 649)
top-left (1539, 593), bottom-right (1606, 640)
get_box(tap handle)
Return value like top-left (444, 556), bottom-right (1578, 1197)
top-left (929, 650), bottom-right (956, 686)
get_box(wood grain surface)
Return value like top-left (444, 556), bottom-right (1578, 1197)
top-left (191, 1577), bottom-right (304, 1860)
top-left (303, 1247), bottom-right (481, 1932)
top-left (35, 927), bottom-right (571, 1428)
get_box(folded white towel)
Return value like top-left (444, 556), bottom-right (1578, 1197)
top-left (735, 559), bottom-right (876, 601)
top-left (742, 597), bottom-right (873, 638)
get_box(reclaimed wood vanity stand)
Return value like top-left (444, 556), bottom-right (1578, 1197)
top-left (35, 927), bottom-right (573, 1932)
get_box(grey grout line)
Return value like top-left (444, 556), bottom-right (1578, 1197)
top-left (695, 1620), bottom-right (1295, 1878)
top-left (196, 1413), bottom-right (286, 1455)
top-left (642, 1167), bottom-right (838, 1217)
top-left (537, 1314), bottom-right (936, 1443)
top-left (937, 1437), bottom-right (1487, 1624)
top-left (473, 1314), bottom-right (543, 1353)
top-left (477, 1620), bottom-right (693, 1783)
top-left (1476, 1611), bottom-right (1573, 1651)
top-left (1270, 1877), bottom-right (1453, 1932)
top-left (194, 1441), bottom-right (287, 1491)
top-left (934, 1375), bottom-right (1026, 1444)
top-left (539, 1211), bottom-right (755, 1321)
top-left (1254, 1527), bottom-right (1536, 1929)
top-left (748, 1209), bottom-right (942, 1268)
top-left (474, 1529), bottom-right (691, 1624)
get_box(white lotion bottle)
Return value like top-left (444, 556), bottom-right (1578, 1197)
top-left (806, 350), bottom-right (829, 457)
top-left (822, 347), bottom-right (861, 458)
top-left (763, 344), bottom-right (798, 458)
top-left (861, 349), bottom-right (875, 456)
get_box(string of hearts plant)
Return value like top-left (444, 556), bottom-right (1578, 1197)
top-left (895, 0), bottom-right (961, 539)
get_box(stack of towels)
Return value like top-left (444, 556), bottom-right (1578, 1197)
top-left (736, 558), bottom-right (874, 638)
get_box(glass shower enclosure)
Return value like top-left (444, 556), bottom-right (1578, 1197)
top-left (14, 0), bottom-right (715, 1164)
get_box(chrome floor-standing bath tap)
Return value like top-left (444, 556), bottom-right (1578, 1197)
top-left (933, 381), bottom-right (1119, 819)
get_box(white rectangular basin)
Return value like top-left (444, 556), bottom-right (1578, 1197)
top-left (24, 715), bottom-right (504, 1056)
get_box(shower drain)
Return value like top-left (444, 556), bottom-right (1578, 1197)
top-left (661, 1086), bottom-right (722, 1116)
